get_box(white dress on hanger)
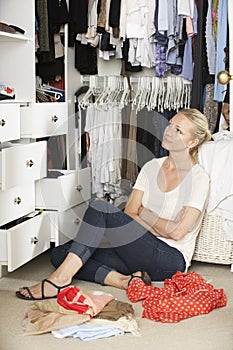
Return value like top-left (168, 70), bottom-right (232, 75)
top-left (85, 103), bottom-right (122, 198)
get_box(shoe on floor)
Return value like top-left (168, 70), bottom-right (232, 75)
top-left (128, 271), bottom-right (151, 286)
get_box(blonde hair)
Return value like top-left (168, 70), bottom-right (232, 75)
top-left (179, 108), bottom-right (212, 161)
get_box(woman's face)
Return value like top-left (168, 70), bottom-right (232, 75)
top-left (162, 113), bottom-right (197, 152)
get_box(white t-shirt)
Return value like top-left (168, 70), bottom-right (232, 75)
top-left (133, 157), bottom-right (210, 269)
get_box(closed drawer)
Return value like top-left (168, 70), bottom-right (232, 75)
top-left (35, 168), bottom-right (91, 212)
top-left (0, 211), bottom-right (51, 272)
top-left (20, 102), bottom-right (68, 138)
top-left (0, 141), bottom-right (47, 190)
top-left (49, 202), bottom-right (88, 245)
top-left (0, 183), bottom-right (35, 226)
top-left (0, 104), bottom-right (20, 142)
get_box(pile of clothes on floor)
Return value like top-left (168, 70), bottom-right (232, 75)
top-left (23, 285), bottom-right (140, 341)
top-left (22, 271), bottom-right (227, 340)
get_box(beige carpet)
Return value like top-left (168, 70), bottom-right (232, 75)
top-left (0, 250), bottom-right (233, 350)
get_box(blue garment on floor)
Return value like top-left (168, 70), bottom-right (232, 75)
top-left (52, 323), bottom-right (124, 341)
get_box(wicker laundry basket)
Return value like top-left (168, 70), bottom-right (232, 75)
top-left (192, 214), bottom-right (233, 270)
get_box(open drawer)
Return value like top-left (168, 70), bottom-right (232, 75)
top-left (0, 141), bottom-right (47, 190)
top-left (48, 202), bottom-right (88, 245)
top-left (0, 211), bottom-right (51, 272)
top-left (35, 167), bottom-right (91, 212)
top-left (20, 102), bottom-right (68, 138)
top-left (0, 183), bottom-right (35, 227)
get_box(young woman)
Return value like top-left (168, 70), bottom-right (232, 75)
top-left (16, 108), bottom-right (211, 300)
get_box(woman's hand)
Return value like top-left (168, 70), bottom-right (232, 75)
top-left (139, 205), bottom-right (201, 241)
top-left (125, 190), bottom-right (201, 241)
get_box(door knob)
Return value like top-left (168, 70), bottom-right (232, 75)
top-left (51, 115), bottom-right (58, 122)
top-left (217, 70), bottom-right (233, 85)
top-left (31, 237), bottom-right (39, 244)
top-left (26, 159), bottom-right (34, 167)
top-left (14, 197), bottom-right (21, 205)
top-left (0, 119), bottom-right (6, 127)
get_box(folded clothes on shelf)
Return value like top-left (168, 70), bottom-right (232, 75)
top-left (0, 22), bottom-right (25, 34)
top-left (0, 81), bottom-right (15, 100)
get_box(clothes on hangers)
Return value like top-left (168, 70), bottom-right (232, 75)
top-left (181, 3), bottom-right (198, 81)
top-left (121, 105), bottom-right (139, 185)
top-left (84, 103), bottom-right (122, 198)
top-left (213, 0), bottom-right (228, 102)
top-left (205, 0), bottom-right (216, 75)
top-left (74, 86), bottom-right (90, 169)
top-left (191, 0), bottom-right (214, 110)
top-left (35, 0), bottom-right (68, 82)
top-left (70, 0), bottom-right (228, 120)
top-left (75, 40), bottom-right (98, 75)
top-left (203, 84), bottom-right (219, 133)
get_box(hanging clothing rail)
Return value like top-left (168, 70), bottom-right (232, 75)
top-left (80, 75), bottom-right (192, 112)
top-left (80, 75), bottom-right (192, 85)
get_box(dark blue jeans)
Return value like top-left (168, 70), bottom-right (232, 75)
top-left (51, 200), bottom-right (186, 284)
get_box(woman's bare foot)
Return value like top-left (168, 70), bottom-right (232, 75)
top-left (16, 276), bottom-right (71, 300)
top-left (16, 252), bottom-right (83, 300)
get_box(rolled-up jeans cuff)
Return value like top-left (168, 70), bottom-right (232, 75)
top-left (67, 241), bottom-right (91, 264)
top-left (95, 265), bottom-right (114, 285)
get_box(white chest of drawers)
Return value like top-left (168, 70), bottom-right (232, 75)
top-left (0, 0), bottom-right (90, 277)
top-left (0, 140), bottom-right (49, 275)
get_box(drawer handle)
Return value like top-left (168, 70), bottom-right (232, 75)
top-left (0, 119), bottom-right (6, 127)
top-left (75, 185), bottom-right (83, 191)
top-left (14, 197), bottom-right (21, 205)
top-left (31, 237), bottom-right (39, 244)
top-left (73, 218), bottom-right (80, 225)
top-left (26, 159), bottom-right (34, 167)
top-left (51, 115), bottom-right (58, 122)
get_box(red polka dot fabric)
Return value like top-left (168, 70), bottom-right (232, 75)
top-left (126, 271), bottom-right (227, 323)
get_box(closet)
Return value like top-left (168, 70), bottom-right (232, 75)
top-left (0, 0), bottom-right (91, 276)
top-left (0, 1), bottom-right (232, 275)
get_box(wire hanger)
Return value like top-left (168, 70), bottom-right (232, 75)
top-left (36, 86), bottom-right (63, 101)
